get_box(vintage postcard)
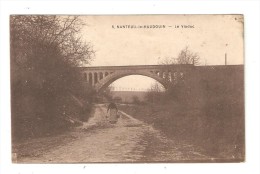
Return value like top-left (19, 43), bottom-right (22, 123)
top-left (10, 15), bottom-right (244, 163)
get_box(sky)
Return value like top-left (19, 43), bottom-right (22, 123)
top-left (81, 15), bottom-right (244, 91)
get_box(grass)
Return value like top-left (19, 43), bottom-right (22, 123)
top-left (118, 98), bottom-right (244, 161)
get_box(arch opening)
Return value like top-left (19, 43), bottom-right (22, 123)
top-left (88, 73), bottom-right (93, 85)
top-left (102, 75), bottom-right (166, 103)
top-left (99, 72), bottom-right (103, 80)
top-left (94, 72), bottom-right (98, 84)
top-left (99, 74), bottom-right (166, 93)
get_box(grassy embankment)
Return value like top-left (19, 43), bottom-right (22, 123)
top-left (12, 93), bottom-right (93, 142)
top-left (119, 66), bottom-right (244, 161)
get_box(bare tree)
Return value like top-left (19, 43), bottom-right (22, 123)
top-left (10, 15), bottom-right (95, 93)
top-left (10, 15), bottom-right (94, 67)
top-left (176, 46), bottom-right (200, 65)
top-left (158, 46), bottom-right (200, 66)
top-left (157, 56), bottom-right (177, 65)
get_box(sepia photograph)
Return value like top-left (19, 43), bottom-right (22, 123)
top-left (10, 15), bottom-right (245, 163)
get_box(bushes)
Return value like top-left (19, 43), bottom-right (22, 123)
top-left (120, 66), bottom-right (244, 159)
top-left (10, 16), bottom-right (95, 141)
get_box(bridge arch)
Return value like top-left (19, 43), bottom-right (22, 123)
top-left (96, 70), bottom-right (168, 92)
top-left (79, 64), bottom-right (194, 92)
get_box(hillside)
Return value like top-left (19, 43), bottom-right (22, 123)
top-left (118, 65), bottom-right (244, 160)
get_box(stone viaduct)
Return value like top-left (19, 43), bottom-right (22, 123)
top-left (78, 64), bottom-right (194, 92)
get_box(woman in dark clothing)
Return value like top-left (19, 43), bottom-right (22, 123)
top-left (106, 102), bottom-right (119, 124)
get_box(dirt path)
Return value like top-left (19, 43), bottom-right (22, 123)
top-left (15, 104), bottom-right (209, 163)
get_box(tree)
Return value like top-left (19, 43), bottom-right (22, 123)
top-left (10, 15), bottom-right (95, 139)
top-left (132, 95), bottom-right (140, 104)
top-left (158, 46), bottom-right (200, 66)
top-left (97, 85), bottom-right (113, 103)
top-left (10, 16), bottom-right (94, 66)
top-left (177, 46), bottom-right (200, 65)
top-left (10, 16), bottom-right (95, 95)
top-left (145, 82), bottom-right (164, 103)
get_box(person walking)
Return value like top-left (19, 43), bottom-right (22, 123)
top-left (106, 102), bottom-right (119, 124)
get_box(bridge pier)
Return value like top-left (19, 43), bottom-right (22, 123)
top-left (90, 73), bottom-right (94, 85)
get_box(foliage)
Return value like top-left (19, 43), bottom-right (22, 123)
top-left (11, 16), bottom-right (94, 66)
top-left (10, 15), bottom-right (95, 140)
top-left (145, 83), bottom-right (165, 103)
top-left (146, 46), bottom-right (200, 104)
top-left (177, 46), bottom-right (200, 65)
top-left (132, 95), bottom-right (140, 104)
top-left (140, 66), bottom-right (244, 159)
top-left (158, 46), bottom-right (200, 65)
top-left (96, 86), bottom-right (113, 103)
